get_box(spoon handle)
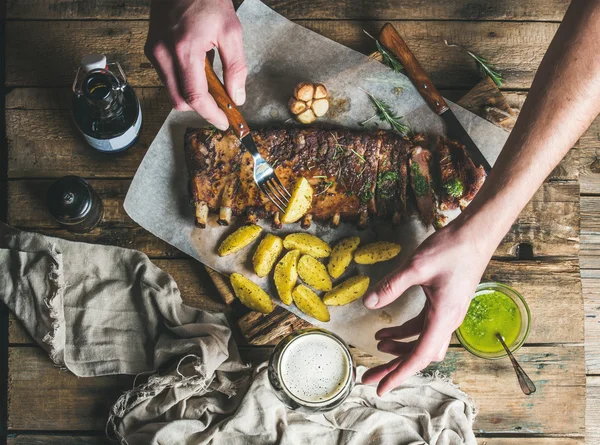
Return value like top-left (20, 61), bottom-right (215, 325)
top-left (496, 334), bottom-right (536, 395)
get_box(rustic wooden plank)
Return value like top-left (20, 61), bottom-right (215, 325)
top-left (6, 178), bottom-right (580, 258)
top-left (588, 375), bottom-right (600, 445)
top-left (5, 87), bottom-right (578, 182)
top-left (579, 117), bottom-right (600, 195)
top-left (7, 347), bottom-right (134, 431)
top-left (6, 345), bottom-right (585, 434)
top-left (7, 436), bottom-right (108, 445)
top-left (582, 269), bottom-right (600, 374)
top-left (580, 196), bottom-right (600, 270)
top-left (7, 258), bottom-right (225, 344)
top-left (5, 21), bottom-right (558, 89)
top-left (4, 435), bottom-right (585, 445)
top-left (5, 0), bottom-right (571, 21)
top-left (9, 257), bottom-right (582, 346)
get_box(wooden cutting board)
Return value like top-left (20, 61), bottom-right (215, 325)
top-left (205, 76), bottom-right (516, 347)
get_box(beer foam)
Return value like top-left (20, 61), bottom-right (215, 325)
top-left (280, 333), bottom-right (351, 403)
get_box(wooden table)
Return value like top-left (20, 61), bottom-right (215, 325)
top-left (1, 1), bottom-right (599, 444)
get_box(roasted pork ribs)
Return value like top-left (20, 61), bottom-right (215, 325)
top-left (185, 127), bottom-right (486, 229)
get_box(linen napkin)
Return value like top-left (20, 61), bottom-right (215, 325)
top-left (0, 223), bottom-right (476, 444)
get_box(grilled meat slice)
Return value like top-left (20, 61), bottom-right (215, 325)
top-left (376, 134), bottom-right (411, 223)
top-left (437, 136), bottom-right (486, 210)
top-left (409, 135), bottom-right (436, 226)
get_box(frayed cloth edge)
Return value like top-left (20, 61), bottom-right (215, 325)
top-left (105, 354), bottom-right (243, 445)
top-left (41, 244), bottom-right (67, 369)
top-left (415, 370), bottom-right (479, 422)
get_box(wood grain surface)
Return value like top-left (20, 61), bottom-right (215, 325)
top-left (5, 21), bottom-right (560, 89)
top-left (5, 0), bottom-right (571, 21)
top-left (4, 1), bottom-right (600, 444)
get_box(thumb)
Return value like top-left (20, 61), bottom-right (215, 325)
top-left (363, 262), bottom-right (421, 309)
top-left (218, 22), bottom-right (248, 106)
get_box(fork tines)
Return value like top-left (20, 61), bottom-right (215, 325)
top-left (261, 177), bottom-right (290, 213)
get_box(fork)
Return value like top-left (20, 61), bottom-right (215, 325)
top-left (204, 59), bottom-right (291, 213)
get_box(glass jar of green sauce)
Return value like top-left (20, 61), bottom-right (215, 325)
top-left (456, 283), bottom-right (531, 359)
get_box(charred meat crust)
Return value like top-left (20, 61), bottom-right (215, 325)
top-left (184, 127), bottom-right (486, 228)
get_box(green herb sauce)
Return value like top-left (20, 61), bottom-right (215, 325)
top-left (443, 178), bottom-right (464, 198)
top-left (410, 163), bottom-right (430, 197)
top-left (458, 290), bottom-right (522, 353)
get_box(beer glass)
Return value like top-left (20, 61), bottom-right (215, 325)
top-left (268, 328), bottom-right (356, 413)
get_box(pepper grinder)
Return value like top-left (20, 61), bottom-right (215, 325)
top-left (47, 176), bottom-right (104, 232)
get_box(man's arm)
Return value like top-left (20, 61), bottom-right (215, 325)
top-left (362, 0), bottom-right (600, 395)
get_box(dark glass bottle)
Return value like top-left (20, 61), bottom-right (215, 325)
top-left (72, 54), bottom-right (142, 153)
top-left (47, 176), bottom-right (104, 233)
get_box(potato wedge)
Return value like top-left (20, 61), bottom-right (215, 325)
top-left (283, 233), bottom-right (331, 258)
top-left (323, 275), bottom-right (370, 306)
top-left (273, 250), bottom-right (301, 305)
top-left (292, 284), bottom-right (330, 322)
top-left (218, 224), bottom-right (262, 256)
top-left (354, 241), bottom-right (401, 264)
top-left (230, 273), bottom-right (274, 314)
top-left (252, 234), bottom-right (283, 277)
top-left (281, 177), bottom-right (313, 224)
top-left (298, 255), bottom-right (332, 291)
top-left (328, 236), bottom-right (361, 279)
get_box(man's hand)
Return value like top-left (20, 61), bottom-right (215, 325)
top-left (145, 0), bottom-right (247, 129)
top-left (362, 220), bottom-right (494, 396)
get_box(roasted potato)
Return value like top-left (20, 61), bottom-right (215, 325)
top-left (283, 233), bottom-right (331, 258)
top-left (298, 255), bottom-right (332, 291)
top-left (273, 249), bottom-right (301, 305)
top-left (230, 273), bottom-right (274, 314)
top-left (354, 241), bottom-right (401, 264)
top-left (281, 177), bottom-right (313, 224)
top-left (323, 275), bottom-right (370, 306)
top-left (328, 236), bottom-right (361, 279)
top-left (292, 284), bottom-right (330, 322)
top-left (252, 234), bottom-right (283, 277)
top-left (218, 224), bottom-right (262, 257)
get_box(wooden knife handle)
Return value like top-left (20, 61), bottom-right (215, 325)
top-left (379, 23), bottom-right (449, 115)
top-left (204, 57), bottom-right (250, 138)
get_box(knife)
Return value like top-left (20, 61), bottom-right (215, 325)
top-left (378, 23), bottom-right (492, 173)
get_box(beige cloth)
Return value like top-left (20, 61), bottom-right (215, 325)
top-left (0, 224), bottom-right (476, 444)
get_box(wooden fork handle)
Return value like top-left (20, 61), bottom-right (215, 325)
top-left (379, 23), bottom-right (449, 115)
top-left (204, 58), bottom-right (250, 138)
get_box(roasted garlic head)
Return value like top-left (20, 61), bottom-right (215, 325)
top-left (288, 82), bottom-right (329, 124)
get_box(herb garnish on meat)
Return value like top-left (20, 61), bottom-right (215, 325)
top-left (443, 178), bottom-right (464, 198)
top-left (411, 163), bottom-right (430, 197)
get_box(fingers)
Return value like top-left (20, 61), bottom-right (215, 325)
top-left (144, 41), bottom-right (191, 112)
top-left (361, 357), bottom-right (402, 385)
top-left (173, 43), bottom-right (229, 130)
top-left (376, 310), bottom-right (448, 395)
top-left (377, 339), bottom-right (417, 356)
top-left (375, 309), bottom-right (426, 341)
top-left (363, 263), bottom-right (421, 309)
top-left (218, 20), bottom-right (248, 106)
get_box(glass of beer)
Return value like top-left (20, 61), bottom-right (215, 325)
top-left (268, 328), bottom-right (355, 413)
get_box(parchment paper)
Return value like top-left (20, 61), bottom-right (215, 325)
top-left (124, 0), bottom-right (510, 359)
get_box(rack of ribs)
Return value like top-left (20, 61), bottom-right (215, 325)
top-left (184, 127), bottom-right (487, 229)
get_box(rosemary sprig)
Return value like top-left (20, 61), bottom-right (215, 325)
top-left (350, 148), bottom-right (366, 163)
top-left (444, 40), bottom-right (504, 87)
top-left (205, 124), bottom-right (218, 142)
top-left (359, 89), bottom-right (411, 136)
top-left (364, 30), bottom-right (404, 73)
top-left (312, 175), bottom-right (327, 179)
top-left (330, 132), bottom-right (347, 160)
top-left (317, 180), bottom-right (336, 196)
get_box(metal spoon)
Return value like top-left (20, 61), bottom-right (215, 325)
top-left (495, 333), bottom-right (536, 395)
